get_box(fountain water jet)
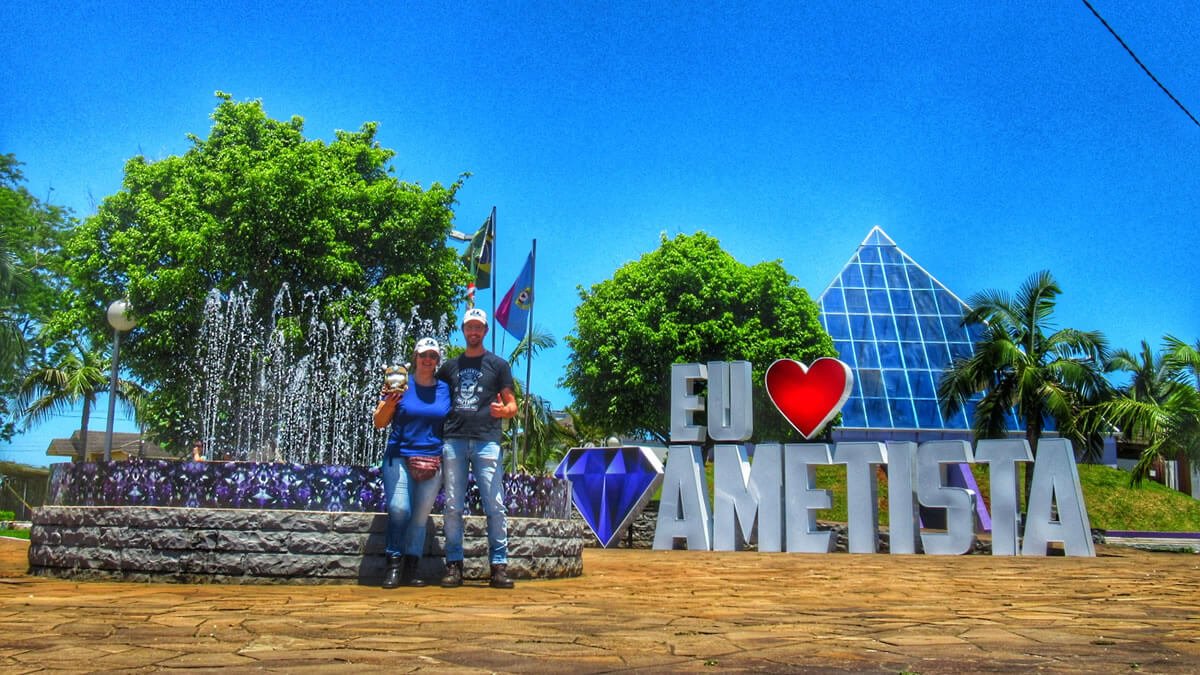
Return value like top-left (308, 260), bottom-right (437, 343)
top-left (189, 284), bottom-right (442, 465)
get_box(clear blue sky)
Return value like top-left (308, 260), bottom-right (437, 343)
top-left (4, 2), bottom-right (1199, 467)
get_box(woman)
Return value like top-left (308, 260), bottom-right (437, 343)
top-left (372, 336), bottom-right (450, 588)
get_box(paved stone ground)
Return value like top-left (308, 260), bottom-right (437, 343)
top-left (1, 537), bottom-right (1198, 673)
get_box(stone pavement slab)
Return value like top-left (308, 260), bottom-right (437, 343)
top-left (2, 537), bottom-right (1199, 672)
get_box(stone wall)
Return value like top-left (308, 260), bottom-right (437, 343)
top-left (28, 506), bottom-right (584, 585)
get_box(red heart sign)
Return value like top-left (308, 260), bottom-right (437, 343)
top-left (764, 358), bottom-right (854, 440)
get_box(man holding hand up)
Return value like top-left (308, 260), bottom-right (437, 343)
top-left (436, 307), bottom-right (519, 589)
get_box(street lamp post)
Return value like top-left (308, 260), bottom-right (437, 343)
top-left (104, 299), bottom-right (137, 462)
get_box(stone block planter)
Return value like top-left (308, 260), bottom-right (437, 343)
top-left (28, 505), bottom-right (584, 585)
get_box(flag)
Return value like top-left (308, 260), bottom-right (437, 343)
top-left (461, 209), bottom-right (494, 305)
top-left (495, 250), bottom-right (534, 341)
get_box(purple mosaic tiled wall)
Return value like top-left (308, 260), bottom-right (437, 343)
top-left (46, 458), bottom-right (571, 518)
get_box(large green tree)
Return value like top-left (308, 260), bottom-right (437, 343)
top-left (61, 93), bottom-right (469, 448)
top-left (0, 235), bottom-right (25, 442)
top-left (563, 232), bottom-right (835, 444)
top-left (0, 154), bottom-right (73, 333)
top-left (0, 154), bottom-right (74, 441)
top-left (938, 270), bottom-right (1110, 505)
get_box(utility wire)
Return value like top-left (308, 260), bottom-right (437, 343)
top-left (1081, 0), bottom-right (1199, 128)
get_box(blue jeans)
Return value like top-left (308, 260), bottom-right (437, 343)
top-left (441, 438), bottom-right (507, 565)
top-left (381, 454), bottom-right (443, 557)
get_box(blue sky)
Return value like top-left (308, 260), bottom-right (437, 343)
top-left (4, 2), bottom-right (1199, 467)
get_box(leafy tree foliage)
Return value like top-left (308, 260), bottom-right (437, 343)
top-left (0, 154), bottom-right (72, 333)
top-left (62, 93), bottom-right (469, 448)
top-left (563, 232), bottom-right (835, 444)
top-left (0, 154), bottom-right (74, 441)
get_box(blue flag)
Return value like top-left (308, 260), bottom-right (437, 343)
top-left (495, 251), bottom-right (534, 340)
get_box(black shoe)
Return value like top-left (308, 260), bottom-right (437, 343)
top-left (400, 555), bottom-right (426, 587)
top-left (382, 555), bottom-right (403, 589)
top-left (489, 563), bottom-right (515, 589)
top-left (440, 560), bottom-right (463, 588)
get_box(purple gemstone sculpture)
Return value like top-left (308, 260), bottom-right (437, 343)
top-left (555, 446), bottom-right (664, 548)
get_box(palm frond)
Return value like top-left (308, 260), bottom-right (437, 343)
top-left (507, 325), bottom-right (556, 366)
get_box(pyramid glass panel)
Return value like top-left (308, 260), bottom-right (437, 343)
top-left (817, 227), bottom-right (1023, 433)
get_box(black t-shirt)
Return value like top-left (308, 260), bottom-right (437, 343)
top-left (437, 351), bottom-right (515, 442)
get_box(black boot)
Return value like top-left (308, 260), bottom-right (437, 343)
top-left (440, 560), bottom-right (463, 588)
top-left (490, 563), bottom-right (515, 589)
top-left (382, 554), bottom-right (403, 589)
top-left (400, 555), bottom-right (426, 587)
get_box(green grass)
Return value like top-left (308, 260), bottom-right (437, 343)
top-left (1076, 464), bottom-right (1200, 531)
top-left (667, 460), bottom-right (1200, 532)
top-left (0, 529), bottom-right (29, 540)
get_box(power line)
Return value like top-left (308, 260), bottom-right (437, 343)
top-left (1081, 0), bottom-right (1199, 128)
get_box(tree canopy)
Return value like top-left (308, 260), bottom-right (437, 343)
top-left (0, 154), bottom-right (74, 441)
top-left (562, 232), bottom-right (835, 444)
top-left (62, 93), bottom-right (470, 447)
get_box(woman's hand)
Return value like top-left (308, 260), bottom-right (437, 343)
top-left (372, 388), bottom-right (405, 429)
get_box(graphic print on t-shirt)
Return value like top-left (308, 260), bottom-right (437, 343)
top-left (454, 366), bottom-right (483, 411)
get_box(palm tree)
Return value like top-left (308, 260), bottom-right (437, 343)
top-left (505, 326), bottom-right (557, 367)
top-left (1087, 337), bottom-right (1200, 488)
top-left (503, 325), bottom-right (569, 473)
top-left (1108, 341), bottom-right (1174, 402)
top-left (560, 406), bottom-right (610, 448)
top-left (16, 338), bottom-right (146, 461)
top-left (938, 270), bottom-right (1110, 507)
top-left (1165, 335), bottom-right (1200, 388)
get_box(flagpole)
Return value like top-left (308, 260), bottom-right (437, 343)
top-left (489, 206), bottom-right (497, 353)
top-left (521, 239), bottom-right (536, 472)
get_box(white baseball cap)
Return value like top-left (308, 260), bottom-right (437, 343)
top-left (462, 307), bottom-right (488, 327)
top-left (414, 337), bottom-right (440, 356)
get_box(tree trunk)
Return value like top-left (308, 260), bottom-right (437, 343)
top-left (1023, 425), bottom-right (1040, 518)
top-left (1175, 451), bottom-right (1193, 496)
top-left (77, 399), bottom-right (91, 462)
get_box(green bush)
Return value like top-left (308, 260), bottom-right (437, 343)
top-left (0, 510), bottom-right (14, 521)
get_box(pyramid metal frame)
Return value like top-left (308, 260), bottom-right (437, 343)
top-left (816, 226), bottom-right (1021, 438)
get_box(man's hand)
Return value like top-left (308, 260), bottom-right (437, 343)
top-left (490, 391), bottom-right (517, 419)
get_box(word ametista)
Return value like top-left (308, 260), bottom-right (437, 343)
top-left (655, 362), bottom-right (1095, 557)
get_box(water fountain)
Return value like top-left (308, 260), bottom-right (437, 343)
top-left (30, 285), bottom-right (582, 583)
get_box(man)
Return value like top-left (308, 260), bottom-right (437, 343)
top-left (437, 307), bottom-right (519, 589)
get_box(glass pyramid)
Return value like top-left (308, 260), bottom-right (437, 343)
top-left (816, 227), bottom-right (1021, 434)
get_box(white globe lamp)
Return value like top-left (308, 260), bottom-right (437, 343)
top-left (103, 299), bottom-right (138, 461)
